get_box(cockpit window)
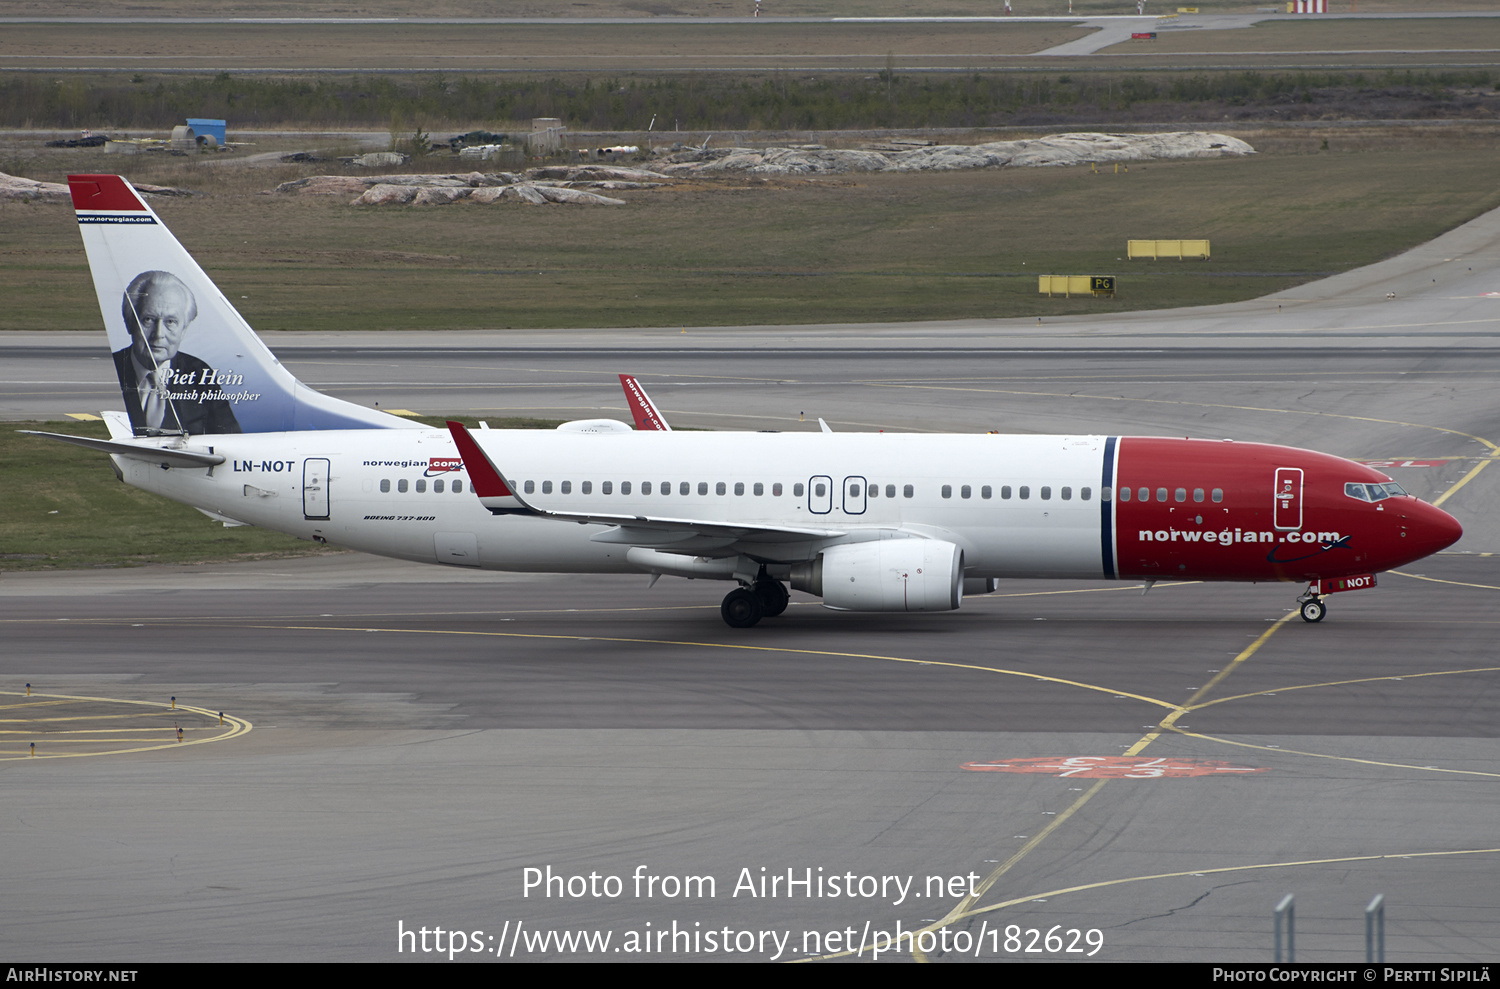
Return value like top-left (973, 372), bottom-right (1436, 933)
top-left (1345, 481), bottom-right (1408, 502)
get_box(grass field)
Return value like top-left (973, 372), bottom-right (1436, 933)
top-left (13, 1), bottom-right (1500, 19)
top-left (0, 415), bottom-right (555, 571)
top-left (5, 128), bottom-right (1499, 332)
top-left (0, 22), bottom-right (1093, 74)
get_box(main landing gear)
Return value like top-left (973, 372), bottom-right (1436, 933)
top-left (720, 572), bottom-right (790, 628)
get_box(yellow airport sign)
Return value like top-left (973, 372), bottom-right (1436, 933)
top-left (1039, 275), bottom-right (1116, 298)
top-left (1127, 239), bottom-right (1211, 260)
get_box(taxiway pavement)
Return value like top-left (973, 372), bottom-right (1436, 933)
top-left (3, 202), bottom-right (1500, 963)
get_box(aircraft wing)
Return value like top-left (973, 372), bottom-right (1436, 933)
top-left (446, 421), bottom-right (845, 546)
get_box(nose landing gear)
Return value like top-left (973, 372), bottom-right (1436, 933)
top-left (1298, 596), bottom-right (1326, 623)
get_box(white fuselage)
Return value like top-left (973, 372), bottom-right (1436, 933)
top-left (120, 428), bottom-right (1112, 580)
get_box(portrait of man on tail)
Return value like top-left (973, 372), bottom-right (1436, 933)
top-left (113, 269), bottom-right (241, 435)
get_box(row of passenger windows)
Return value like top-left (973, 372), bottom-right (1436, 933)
top-left (1116, 486), bottom-right (1224, 504)
top-left (379, 478), bottom-right (465, 494)
top-left (376, 476), bottom-right (1229, 506)
top-left (941, 484), bottom-right (1091, 501)
top-left (514, 480), bottom-right (1095, 502)
top-left (519, 480), bottom-right (924, 498)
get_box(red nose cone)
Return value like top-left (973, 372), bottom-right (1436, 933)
top-left (1406, 500), bottom-right (1463, 560)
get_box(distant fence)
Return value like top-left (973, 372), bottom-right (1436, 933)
top-left (1039, 275), bottom-right (1116, 298)
top-left (1127, 239), bottom-right (1210, 260)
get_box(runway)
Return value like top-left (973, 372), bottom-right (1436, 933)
top-left (3, 207), bottom-right (1500, 962)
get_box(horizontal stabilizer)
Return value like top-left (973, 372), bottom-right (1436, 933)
top-left (20, 430), bottom-right (225, 468)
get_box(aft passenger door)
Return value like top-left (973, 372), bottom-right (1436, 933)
top-left (303, 458), bottom-right (330, 520)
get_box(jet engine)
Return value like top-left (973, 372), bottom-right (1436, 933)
top-left (790, 539), bottom-right (964, 612)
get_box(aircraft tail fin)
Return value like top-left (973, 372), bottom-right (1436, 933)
top-left (619, 374), bottom-right (672, 431)
top-left (68, 174), bottom-right (414, 436)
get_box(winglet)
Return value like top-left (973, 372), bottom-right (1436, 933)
top-left (619, 374), bottom-right (672, 431)
top-left (445, 421), bottom-right (537, 515)
top-left (445, 420), bottom-right (512, 497)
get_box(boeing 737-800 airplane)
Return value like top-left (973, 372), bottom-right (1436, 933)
top-left (27, 174), bottom-right (1463, 627)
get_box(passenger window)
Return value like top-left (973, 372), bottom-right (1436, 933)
top-left (434, 480), bottom-right (445, 493)
top-left (581, 481), bottom-right (592, 495)
top-left (851, 483), bottom-right (861, 497)
top-left (1118, 486), bottom-right (1129, 502)
top-left (1081, 487), bottom-right (1091, 501)
top-left (1193, 488), bottom-right (1204, 503)
top-left (1174, 488), bottom-right (1186, 503)
top-left (1001, 485), bottom-right (1012, 499)
top-left (602, 481), bottom-right (612, 495)
top-left (1019, 486), bottom-right (1030, 499)
top-left (1040, 486), bottom-right (1051, 500)
top-left (453, 480), bottom-right (463, 493)
top-left (794, 483), bottom-right (805, 497)
top-left (1156, 488), bottom-right (1167, 503)
top-left (698, 482), bottom-right (708, 496)
top-left (398, 479), bottom-right (408, 493)
top-left (772, 482), bottom-right (782, 496)
top-left (903, 484), bottom-right (914, 498)
top-left (981, 485), bottom-right (992, 499)
top-left (868, 484), bottom-right (878, 497)
top-left (680, 482), bottom-right (690, 495)
top-left (885, 484), bottom-right (896, 498)
top-left (734, 482), bottom-right (744, 496)
top-left (561, 481), bottom-right (572, 494)
top-left (1212, 488), bottom-right (1223, 503)
top-left (524, 480), bottom-right (535, 494)
top-left (621, 481), bottom-right (631, 495)
top-left (753, 482), bottom-right (764, 496)
top-left (380, 479), bottom-right (390, 493)
top-left (942, 485), bottom-right (953, 499)
top-left (715, 482), bottom-right (726, 496)
top-left (1061, 487), bottom-right (1071, 500)
top-left (415, 479), bottom-right (426, 493)
top-left (960, 485), bottom-right (971, 499)
top-left (641, 482), bottom-right (652, 495)
top-left (813, 482), bottom-right (826, 497)
top-left (1139, 487), bottom-right (1150, 502)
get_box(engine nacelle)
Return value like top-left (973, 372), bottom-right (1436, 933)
top-left (791, 539), bottom-right (964, 612)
